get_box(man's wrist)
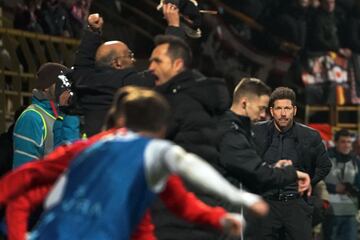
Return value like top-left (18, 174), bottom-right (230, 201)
top-left (87, 25), bottom-right (102, 34)
top-left (168, 23), bottom-right (180, 27)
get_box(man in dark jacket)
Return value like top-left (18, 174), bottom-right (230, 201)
top-left (70, 4), bottom-right (184, 136)
top-left (307, 0), bottom-right (351, 56)
top-left (149, 35), bottom-right (233, 240)
top-left (218, 79), bottom-right (311, 194)
top-left (252, 87), bottom-right (332, 240)
top-left (217, 78), bottom-right (312, 240)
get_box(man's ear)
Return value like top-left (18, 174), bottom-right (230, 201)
top-left (173, 58), bottom-right (184, 73)
top-left (269, 107), bottom-right (274, 117)
top-left (239, 97), bottom-right (248, 110)
top-left (293, 106), bottom-right (297, 117)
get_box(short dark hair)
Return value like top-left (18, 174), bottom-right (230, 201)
top-left (269, 87), bottom-right (296, 108)
top-left (154, 35), bottom-right (192, 68)
top-left (105, 86), bottom-right (171, 132)
top-left (334, 129), bottom-right (354, 142)
top-left (232, 78), bottom-right (271, 104)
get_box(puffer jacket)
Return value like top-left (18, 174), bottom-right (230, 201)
top-left (152, 69), bottom-right (231, 240)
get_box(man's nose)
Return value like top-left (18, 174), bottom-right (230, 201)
top-left (148, 62), bottom-right (155, 71)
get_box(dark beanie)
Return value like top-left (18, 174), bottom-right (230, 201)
top-left (35, 62), bottom-right (68, 90)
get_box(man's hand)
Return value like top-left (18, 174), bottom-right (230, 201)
top-left (220, 213), bottom-right (245, 236)
top-left (296, 171), bottom-right (311, 196)
top-left (248, 199), bottom-right (269, 217)
top-left (339, 48), bottom-right (352, 58)
top-left (87, 13), bottom-right (104, 31)
top-left (163, 3), bottom-right (180, 27)
top-left (59, 90), bottom-right (71, 106)
top-left (274, 159), bottom-right (293, 168)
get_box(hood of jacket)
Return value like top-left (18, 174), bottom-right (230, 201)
top-left (155, 69), bottom-right (230, 115)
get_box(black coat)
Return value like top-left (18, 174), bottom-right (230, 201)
top-left (253, 120), bottom-right (332, 186)
top-left (156, 69), bottom-right (230, 165)
top-left (71, 27), bottom-right (184, 136)
top-left (217, 111), bottom-right (298, 194)
top-left (70, 30), bottom-right (154, 136)
top-left (152, 70), bottom-right (231, 240)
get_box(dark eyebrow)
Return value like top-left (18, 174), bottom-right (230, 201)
top-left (149, 57), bottom-right (161, 63)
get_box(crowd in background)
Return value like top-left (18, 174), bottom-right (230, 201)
top-left (0, 1), bottom-right (360, 240)
top-left (12, 0), bottom-right (91, 38)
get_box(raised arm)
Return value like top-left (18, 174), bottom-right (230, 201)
top-left (6, 185), bottom-right (51, 240)
top-left (162, 3), bottom-right (186, 39)
top-left (73, 14), bottom-right (104, 69)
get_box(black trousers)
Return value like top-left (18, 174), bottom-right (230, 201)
top-left (259, 198), bottom-right (313, 240)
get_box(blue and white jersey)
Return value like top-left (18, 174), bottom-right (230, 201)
top-left (30, 131), bottom-right (172, 240)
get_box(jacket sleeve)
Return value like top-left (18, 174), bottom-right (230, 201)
top-left (219, 130), bottom-right (297, 192)
top-left (53, 115), bottom-right (81, 147)
top-left (6, 185), bottom-right (51, 240)
top-left (13, 110), bottom-right (45, 168)
top-left (131, 210), bottom-right (156, 240)
top-left (165, 26), bottom-right (186, 40)
top-left (310, 133), bottom-right (332, 186)
top-left (73, 29), bottom-right (102, 69)
top-left (159, 175), bottom-right (226, 229)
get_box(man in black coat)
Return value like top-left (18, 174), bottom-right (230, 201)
top-left (217, 78), bottom-right (312, 240)
top-left (70, 5), bottom-right (184, 136)
top-left (218, 79), bottom-right (311, 195)
top-left (148, 35), bottom-right (233, 240)
top-left (252, 87), bottom-right (332, 240)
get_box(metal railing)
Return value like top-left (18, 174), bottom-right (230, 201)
top-left (0, 27), bottom-right (80, 132)
top-left (305, 105), bottom-right (360, 135)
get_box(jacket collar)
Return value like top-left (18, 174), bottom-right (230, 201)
top-left (155, 69), bottom-right (205, 93)
top-left (32, 89), bottom-right (55, 117)
top-left (227, 110), bottom-right (252, 132)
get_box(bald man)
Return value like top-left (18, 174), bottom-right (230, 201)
top-left (70, 6), bottom-right (184, 136)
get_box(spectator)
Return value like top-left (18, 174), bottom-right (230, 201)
top-left (253, 87), bottom-right (331, 240)
top-left (13, 0), bottom-right (43, 33)
top-left (39, 0), bottom-right (73, 37)
top-left (27, 86), bottom-right (267, 240)
top-left (268, 0), bottom-right (310, 50)
top-left (310, 0), bottom-right (321, 8)
top-left (69, 0), bottom-right (90, 38)
top-left (217, 79), bottom-right (311, 239)
top-left (347, 0), bottom-right (360, 53)
top-left (71, 8), bottom-right (184, 137)
top-left (307, 0), bottom-right (351, 57)
top-left (323, 129), bottom-right (360, 240)
top-left (13, 63), bottom-right (79, 168)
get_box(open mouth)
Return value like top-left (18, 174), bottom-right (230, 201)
top-left (152, 75), bottom-right (160, 85)
top-left (149, 72), bottom-right (159, 84)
